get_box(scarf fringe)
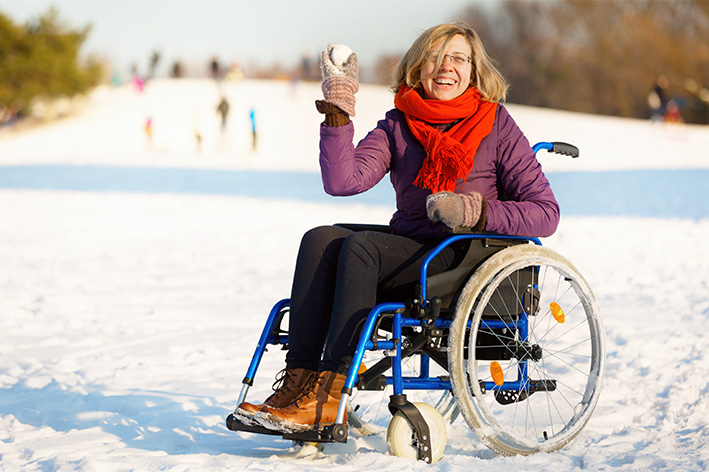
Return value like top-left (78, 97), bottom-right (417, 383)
top-left (413, 130), bottom-right (472, 193)
top-left (414, 133), bottom-right (473, 193)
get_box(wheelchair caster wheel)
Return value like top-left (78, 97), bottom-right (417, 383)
top-left (331, 423), bottom-right (348, 443)
top-left (386, 402), bottom-right (447, 463)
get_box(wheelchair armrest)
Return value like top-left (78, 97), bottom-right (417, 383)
top-left (442, 227), bottom-right (539, 246)
top-left (443, 227), bottom-right (490, 234)
top-left (334, 223), bottom-right (391, 233)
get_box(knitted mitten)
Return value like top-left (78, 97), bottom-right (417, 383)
top-left (426, 191), bottom-right (486, 229)
top-left (319, 43), bottom-right (358, 117)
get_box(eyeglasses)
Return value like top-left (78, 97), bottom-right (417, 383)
top-left (425, 51), bottom-right (472, 66)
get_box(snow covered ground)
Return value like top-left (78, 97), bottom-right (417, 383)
top-left (1, 78), bottom-right (708, 471)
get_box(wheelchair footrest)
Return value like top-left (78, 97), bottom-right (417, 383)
top-left (283, 423), bottom-right (349, 443)
top-left (226, 413), bottom-right (349, 443)
top-left (494, 379), bottom-right (557, 405)
top-left (226, 413), bottom-right (281, 436)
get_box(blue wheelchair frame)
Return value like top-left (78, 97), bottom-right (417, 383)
top-left (235, 234), bottom-right (540, 418)
top-left (229, 141), bottom-right (577, 450)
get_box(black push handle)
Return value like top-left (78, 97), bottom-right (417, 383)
top-left (533, 141), bottom-right (579, 158)
top-left (551, 141), bottom-right (579, 158)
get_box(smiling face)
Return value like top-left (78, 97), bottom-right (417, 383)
top-left (420, 34), bottom-right (473, 101)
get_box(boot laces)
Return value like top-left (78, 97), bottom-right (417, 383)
top-left (271, 369), bottom-right (289, 391)
top-left (267, 369), bottom-right (299, 402)
top-left (291, 372), bottom-right (325, 407)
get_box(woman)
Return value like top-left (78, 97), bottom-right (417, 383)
top-left (237, 22), bottom-right (559, 432)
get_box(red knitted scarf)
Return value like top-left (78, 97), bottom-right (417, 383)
top-left (394, 85), bottom-right (497, 193)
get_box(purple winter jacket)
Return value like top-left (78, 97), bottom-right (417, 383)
top-left (319, 105), bottom-right (560, 240)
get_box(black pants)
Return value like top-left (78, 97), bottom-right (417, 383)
top-left (284, 225), bottom-right (471, 375)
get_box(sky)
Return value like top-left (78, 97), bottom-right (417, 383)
top-left (0, 0), bottom-right (492, 79)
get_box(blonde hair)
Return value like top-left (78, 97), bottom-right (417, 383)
top-left (392, 22), bottom-right (508, 102)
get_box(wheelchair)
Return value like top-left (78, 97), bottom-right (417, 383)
top-left (226, 142), bottom-right (605, 462)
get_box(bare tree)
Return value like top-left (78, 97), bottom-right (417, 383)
top-left (452, 0), bottom-right (709, 123)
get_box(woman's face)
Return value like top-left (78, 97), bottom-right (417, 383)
top-left (420, 34), bottom-right (473, 101)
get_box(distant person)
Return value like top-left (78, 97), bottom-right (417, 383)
top-left (664, 99), bottom-right (683, 123)
top-left (172, 61), bottom-right (184, 79)
top-left (149, 51), bottom-right (161, 79)
top-left (110, 70), bottom-right (123, 87)
top-left (648, 75), bottom-right (669, 122)
top-left (193, 111), bottom-right (204, 153)
top-left (655, 75), bottom-right (669, 109)
top-left (217, 96), bottom-right (230, 130)
top-left (210, 57), bottom-right (221, 80)
top-left (0, 103), bottom-right (19, 126)
top-left (236, 22), bottom-right (560, 433)
top-left (249, 106), bottom-right (257, 151)
top-left (217, 96), bottom-right (231, 150)
top-left (301, 48), bottom-right (315, 81)
top-left (226, 62), bottom-right (244, 81)
top-left (195, 129), bottom-right (203, 153)
top-left (144, 117), bottom-right (153, 150)
top-left (132, 75), bottom-right (145, 93)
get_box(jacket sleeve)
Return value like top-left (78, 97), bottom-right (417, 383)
top-left (319, 119), bottom-right (392, 196)
top-left (484, 109), bottom-right (560, 237)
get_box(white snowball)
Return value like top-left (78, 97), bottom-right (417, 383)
top-left (330, 44), bottom-right (353, 66)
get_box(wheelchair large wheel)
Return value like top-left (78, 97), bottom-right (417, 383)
top-left (448, 244), bottom-right (605, 455)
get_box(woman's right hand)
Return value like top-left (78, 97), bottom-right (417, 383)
top-left (319, 43), bottom-right (359, 117)
top-left (426, 191), bottom-right (485, 229)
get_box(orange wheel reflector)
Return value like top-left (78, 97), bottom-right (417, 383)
top-left (550, 302), bottom-right (565, 323)
top-left (490, 361), bottom-right (504, 386)
top-left (358, 363), bottom-right (367, 375)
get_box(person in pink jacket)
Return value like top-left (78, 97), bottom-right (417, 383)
top-left (237, 22), bottom-right (560, 433)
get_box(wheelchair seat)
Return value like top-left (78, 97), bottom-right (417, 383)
top-left (334, 223), bottom-right (529, 314)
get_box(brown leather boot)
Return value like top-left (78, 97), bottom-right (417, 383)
top-left (235, 368), bottom-right (315, 422)
top-left (260, 370), bottom-right (347, 432)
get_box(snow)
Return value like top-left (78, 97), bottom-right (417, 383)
top-left (330, 44), bottom-right (354, 67)
top-left (1, 78), bottom-right (709, 471)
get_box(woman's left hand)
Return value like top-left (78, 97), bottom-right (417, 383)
top-left (426, 191), bottom-right (484, 228)
top-left (320, 43), bottom-right (359, 117)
